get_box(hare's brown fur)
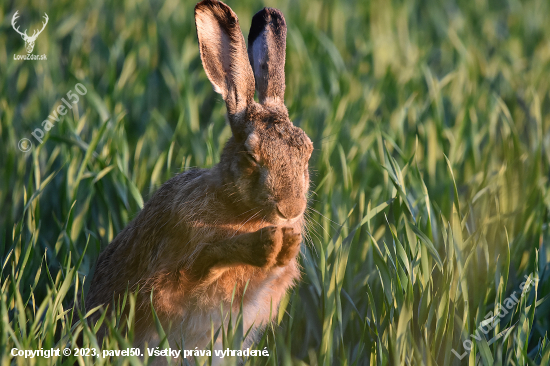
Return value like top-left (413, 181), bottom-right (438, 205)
top-left (85, 0), bottom-right (312, 361)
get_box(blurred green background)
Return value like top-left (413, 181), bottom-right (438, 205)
top-left (1, 0), bottom-right (550, 364)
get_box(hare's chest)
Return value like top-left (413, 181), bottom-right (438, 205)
top-left (184, 263), bottom-right (298, 341)
top-left (156, 262), bottom-right (299, 359)
top-left (241, 263), bottom-right (299, 330)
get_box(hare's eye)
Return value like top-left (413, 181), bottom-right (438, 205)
top-left (244, 152), bottom-right (259, 165)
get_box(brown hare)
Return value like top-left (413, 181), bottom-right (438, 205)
top-left (84, 0), bottom-right (313, 363)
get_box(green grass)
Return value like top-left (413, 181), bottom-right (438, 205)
top-left (1, 0), bottom-right (550, 364)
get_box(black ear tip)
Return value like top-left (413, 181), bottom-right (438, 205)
top-left (262, 7), bottom-right (286, 22)
top-left (195, 0), bottom-right (217, 12)
top-left (195, 0), bottom-right (239, 31)
top-left (248, 7), bottom-right (286, 44)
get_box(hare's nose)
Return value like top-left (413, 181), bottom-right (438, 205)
top-left (276, 200), bottom-right (306, 220)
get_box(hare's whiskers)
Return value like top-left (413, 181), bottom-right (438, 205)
top-left (307, 207), bottom-right (339, 230)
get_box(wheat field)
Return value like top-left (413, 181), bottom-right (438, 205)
top-left (1, 0), bottom-right (550, 365)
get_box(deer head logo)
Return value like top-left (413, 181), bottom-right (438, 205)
top-left (11, 11), bottom-right (48, 54)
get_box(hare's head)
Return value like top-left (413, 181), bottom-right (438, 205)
top-left (195, 0), bottom-right (313, 225)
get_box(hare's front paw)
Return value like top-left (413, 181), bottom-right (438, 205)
top-left (276, 227), bottom-right (302, 266)
top-left (253, 226), bottom-right (284, 267)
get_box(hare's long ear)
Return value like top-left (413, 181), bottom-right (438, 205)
top-left (195, 0), bottom-right (255, 115)
top-left (248, 8), bottom-right (287, 105)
